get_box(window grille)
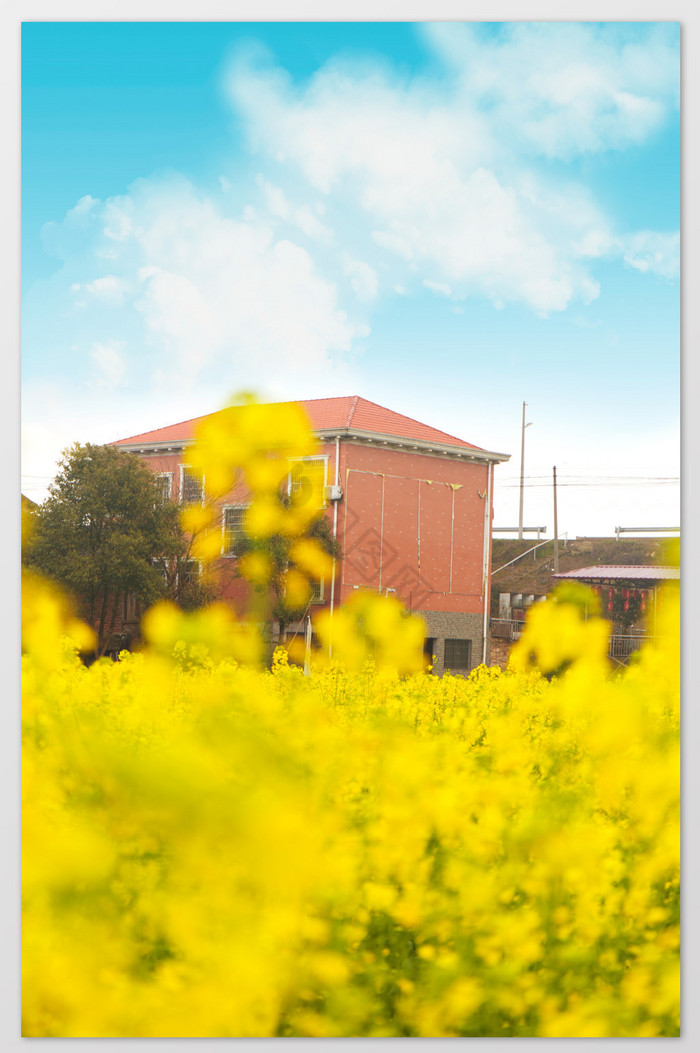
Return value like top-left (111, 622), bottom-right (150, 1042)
top-left (444, 638), bottom-right (472, 671)
top-left (179, 560), bottom-right (200, 588)
top-left (310, 580), bottom-right (324, 604)
top-left (180, 466), bottom-right (204, 505)
top-left (289, 458), bottom-right (327, 511)
top-left (222, 506), bottom-right (247, 556)
top-left (154, 473), bottom-right (172, 503)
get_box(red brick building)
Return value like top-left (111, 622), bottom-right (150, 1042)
top-left (113, 397), bottom-right (509, 674)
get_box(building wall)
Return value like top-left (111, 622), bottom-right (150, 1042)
top-left (134, 437), bottom-right (495, 672)
top-left (336, 442), bottom-right (491, 613)
top-left (418, 610), bottom-right (487, 675)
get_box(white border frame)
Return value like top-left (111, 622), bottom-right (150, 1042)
top-left (7, 7), bottom-right (697, 1052)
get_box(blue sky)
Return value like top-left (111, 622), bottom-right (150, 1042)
top-left (21, 21), bottom-right (680, 537)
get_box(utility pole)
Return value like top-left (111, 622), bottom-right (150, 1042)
top-left (518, 402), bottom-right (532, 540)
top-left (553, 465), bottom-right (559, 573)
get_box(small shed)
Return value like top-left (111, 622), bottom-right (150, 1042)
top-left (552, 565), bottom-right (679, 633)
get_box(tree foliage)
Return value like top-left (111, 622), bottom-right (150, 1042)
top-left (234, 497), bottom-right (341, 643)
top-left (22, 443), bottom-right (197, 655)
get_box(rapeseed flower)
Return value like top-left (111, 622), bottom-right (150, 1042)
top-left (21, 400), bottom-right (680, 1038)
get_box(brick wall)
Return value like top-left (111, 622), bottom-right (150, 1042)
top-left (336, 441), bottom-right (491, 616)
top-left (417, 610), bottom-right (486, 676)
top-left (134, 437), bottom-right (497, 670)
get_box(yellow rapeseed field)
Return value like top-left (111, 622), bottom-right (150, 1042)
top-left (21, 401), bottom-right (680, 1038)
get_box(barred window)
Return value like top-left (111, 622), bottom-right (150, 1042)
top-left (289, 458), bottom-right (327, 511)
top-left (222, 506), bottom-right (247, 556)
top-left (310, 580), bottom-right (324, 604)
top-left (154, 473), bottom-right (172, 504)
top-left (180, 466), bottom-right (204, 505)
top-left (152, 557), bottom-right (170, 583)
top-left (179, 560), bottom-right (200, 588)
top-left (444, 638), bottom-right (472, 671)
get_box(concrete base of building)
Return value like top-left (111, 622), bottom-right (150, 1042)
top-left (416, 610), bottom-right (487, 676)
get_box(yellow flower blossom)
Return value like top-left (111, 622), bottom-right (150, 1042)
top-left (21, 406), bottom-right (680, 1039)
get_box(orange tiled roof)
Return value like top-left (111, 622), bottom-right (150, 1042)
top-left (112, 396), bottom-right (484, 451)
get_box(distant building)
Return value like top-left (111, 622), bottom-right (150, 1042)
top-left (112, 396), bottom-right (510, 674)
top-left (552, 564), bottom-right (680, 634)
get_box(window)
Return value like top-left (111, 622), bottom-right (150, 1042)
top-left (288, 458), bottom-right (327, 511)
top-left (152, 557), bottom-right (170, 584)
top-left (310, 580), bottom-right (324, 604)
top-left (179, 559), bottom-right (200, 588)
top-left (444, 638), bottom-right (472, 671)
top-left (123, 592), bottom-right (140, 622)
top-left (222, 506), bottom-right (247, 557)
top-left (180, 466), bottom-right (204, 505)
top-left (154, 473), bottom-right (172, 503)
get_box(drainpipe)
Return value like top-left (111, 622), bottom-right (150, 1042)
top-left (480, 463), bottom-right (490, 665)
top-left (328, 436), bottom-right (340, 656)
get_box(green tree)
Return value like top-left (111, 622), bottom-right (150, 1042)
top-left (23, 443), bottom-right (203, 656)
top-left (234, 499), bottom-right (341, 647)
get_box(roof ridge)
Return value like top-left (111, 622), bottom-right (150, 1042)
top-left (351, 395), bottom-right (479, 449)
top-left (283, 395), bottom-right (357, 404)
top-left (113, 411), bottom-right (210, 445)
top-left (115, 397), bottom-right (362, 443)
top-left (112, 395), bottom-right (487, 452)
top-left (346, 395), bottom-right (360, 428)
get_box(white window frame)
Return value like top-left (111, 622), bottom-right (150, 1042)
top-left (284, 573), bottom-right (324, 607)
top-left (287, 455), bottom-right (329, 511)
top-left (152, 556), bottom-right (170, 579)
top-left (154, 472), bottom-right (173, 504)
top-left (179, 465), bottom-right (205, 505)
top-left (221, 504), bottom-right (248, 557)
top-left (310, 579), bottom-right (325, 604)
top-left (178, 558), bottom-right (202, 590)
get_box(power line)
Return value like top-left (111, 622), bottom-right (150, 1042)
top-left (498, 474), bottom-right (680, 483)
top-left (496, 482), bottom-right (679, 489)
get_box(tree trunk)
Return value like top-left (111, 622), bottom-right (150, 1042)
top-left (97, 591), bottom-right (109, 656)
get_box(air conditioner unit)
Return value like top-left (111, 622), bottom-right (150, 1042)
top-left (324, 485), bottom-right (343, 501)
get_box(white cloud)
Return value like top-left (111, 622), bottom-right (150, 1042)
top-left (225, 25), bottom-right (678, 316)
top-left (257, 177), bottom-right (332, 242)
top-left (342, 255), bottom-right (378, 302)
top-left (421, 22), bottom-right (678, 161)
top-left (73, 275), bottom-right (128, 306)
top-left (90, 341), bottom-right (127, 387)
top-left (40, 174), bottom-right (361, 384)
top-left (103, 198), bottom-right (137, 241)
top-left (423, 279), bottom-right (452, 297)
top-left (618, 231), bottom-right (680, 280)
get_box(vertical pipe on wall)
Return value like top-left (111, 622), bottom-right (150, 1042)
top-left (378, 473), bottom-right (385, 589)
top-left (417, 482), bottom-right (421, 583)
top-left (449, 486), bottom-right (455, 594)
top-left (482, 462), bottom-right (493, 666)
top-left (328, 436), bottom-right (340, 656)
